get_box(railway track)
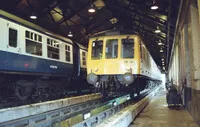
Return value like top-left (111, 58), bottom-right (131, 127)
top-left (0, 89), bottom-right (93, 109)
top-left (0, 86), bottom-right (161, 127)
top-left (73, 86), bottom-right (160, 127)
top-left (0, 92), bottom-right (128, 127)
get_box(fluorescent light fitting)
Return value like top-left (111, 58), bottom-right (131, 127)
top-left (88, 5), bottom-right (96, 13)
top-left (155, 29), bottom-right (161, 33)
top-left (151, 0), bottom-right (158, 10)
top-left (30, 12), bottom-right (37, 19)
top-left (68, 31), bottom-right (73, 37)
top-left (151, 5), bottom-right (158, 10)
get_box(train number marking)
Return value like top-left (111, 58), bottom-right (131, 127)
top-left (50, 65), bottom-right (58, 69)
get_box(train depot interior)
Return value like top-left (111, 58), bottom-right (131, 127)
top-left (0, 0), bottom-right (200, 127)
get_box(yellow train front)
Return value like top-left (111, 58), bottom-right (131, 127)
top-left (87, 30), bottom-right (161, 97)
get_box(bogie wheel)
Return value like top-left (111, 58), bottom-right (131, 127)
top-left (15, 85), bottom-right (33, 101)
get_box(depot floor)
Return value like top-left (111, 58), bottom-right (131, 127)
top-left (129, 87), bottom-right (198, 127)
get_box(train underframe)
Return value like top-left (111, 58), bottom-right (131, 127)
top-left (0, 73), bottom-right (90, 102)
top-left (92, 74), bottom-right (161, 98)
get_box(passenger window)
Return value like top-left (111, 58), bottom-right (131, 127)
top-left (91, 40), bottom-right (103, 60)
top-left (47, 46), bottom-right (59, 59)
top-left (47, 38), bottom-right (60, 60)
top-left (106, 39), bottom-right (118, 59)
top-left (82, 51), bottom-right (86, 66)
top-left (26, 39), bottom-right (42, 56)
top-left (9, 28), bottom-right (17, 47)
top-left (25, 30), bottom-right (43, 56)
top-left (121, 38), bottom-right (134, 58)
top-left (65, 44), bottom-right (71, 62)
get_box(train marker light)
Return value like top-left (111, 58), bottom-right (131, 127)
top-left (94, 67), bottom-right (98, 72)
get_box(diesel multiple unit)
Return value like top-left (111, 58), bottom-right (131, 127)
top-left (87, 30), bottom-right (162, 97)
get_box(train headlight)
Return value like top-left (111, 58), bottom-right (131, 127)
top-left (122, 72), bottom-right (134, 85)
top-left (94, 67), bottom-right (98, 72)
top-left (87, 73), bottom-right (98, 85)
top-left (126, 66), bottom-right (131, 71)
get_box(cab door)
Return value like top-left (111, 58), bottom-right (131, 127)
top-left (6, 22), bottom-right (21, 71)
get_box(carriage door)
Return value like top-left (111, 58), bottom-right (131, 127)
top-left (6, 22), bottom-right (20, 71)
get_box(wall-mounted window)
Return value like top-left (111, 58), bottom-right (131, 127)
top-left (47, 38), bottom-right (60, 60)
top-left (65, 44), bottom-right (71, 62)
top-left (9, 28), bottom-right (17, 47)
top-left (25, 30), bottom-right (42, 56)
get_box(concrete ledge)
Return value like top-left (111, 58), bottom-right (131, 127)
top-left (0, 93), bottom-right (101, 123)
top-left (97, 87), bottom-right (160, 127)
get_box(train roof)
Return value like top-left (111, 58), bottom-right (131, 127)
top-left (75, 42), bottom-right (87, 51)
top-left (0, 10), bottom-right (73, 44)
top-left (91, 29), bottom-right (139, 38)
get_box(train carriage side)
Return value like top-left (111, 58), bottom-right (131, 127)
top-left (139, 40), bottom-right (162, 89)
top-left (0, 10), bottom-right (77, 100)
top-left (0, 11), bottom-right (74, 77)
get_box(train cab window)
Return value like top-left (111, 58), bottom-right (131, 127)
top-left (91, 40), bottom-right (103, 60)
top-left (106, 39), bottom-right (118, 59)
top-left (9, 28), bottom-right (17, 47)
top-left (121, 39), bottom-right (134, 58)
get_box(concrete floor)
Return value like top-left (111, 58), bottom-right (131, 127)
top-left (130, 87), bottom-right (198, 127)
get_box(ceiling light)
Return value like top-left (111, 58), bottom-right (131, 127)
top-left (155, 29), bottom-right (161, 33)
top-left (160, 49), bottom-right (163, 52)
top-left (161, 58), bottom-right (164, 61)
top-left (151, 5), bottom-right (158, 10)
top-left (158, 39), bottom-right (162, 45)
top-left (68, 31), bottom-right (73, 37)
top-left (155, 26), bottom-right (161, 33)
top-left (151, 0), bottom-right (158, 10)
top-left (30, 12), bottom-right (37, 19)
top-left (88, 5), bottom-right (96, 13)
